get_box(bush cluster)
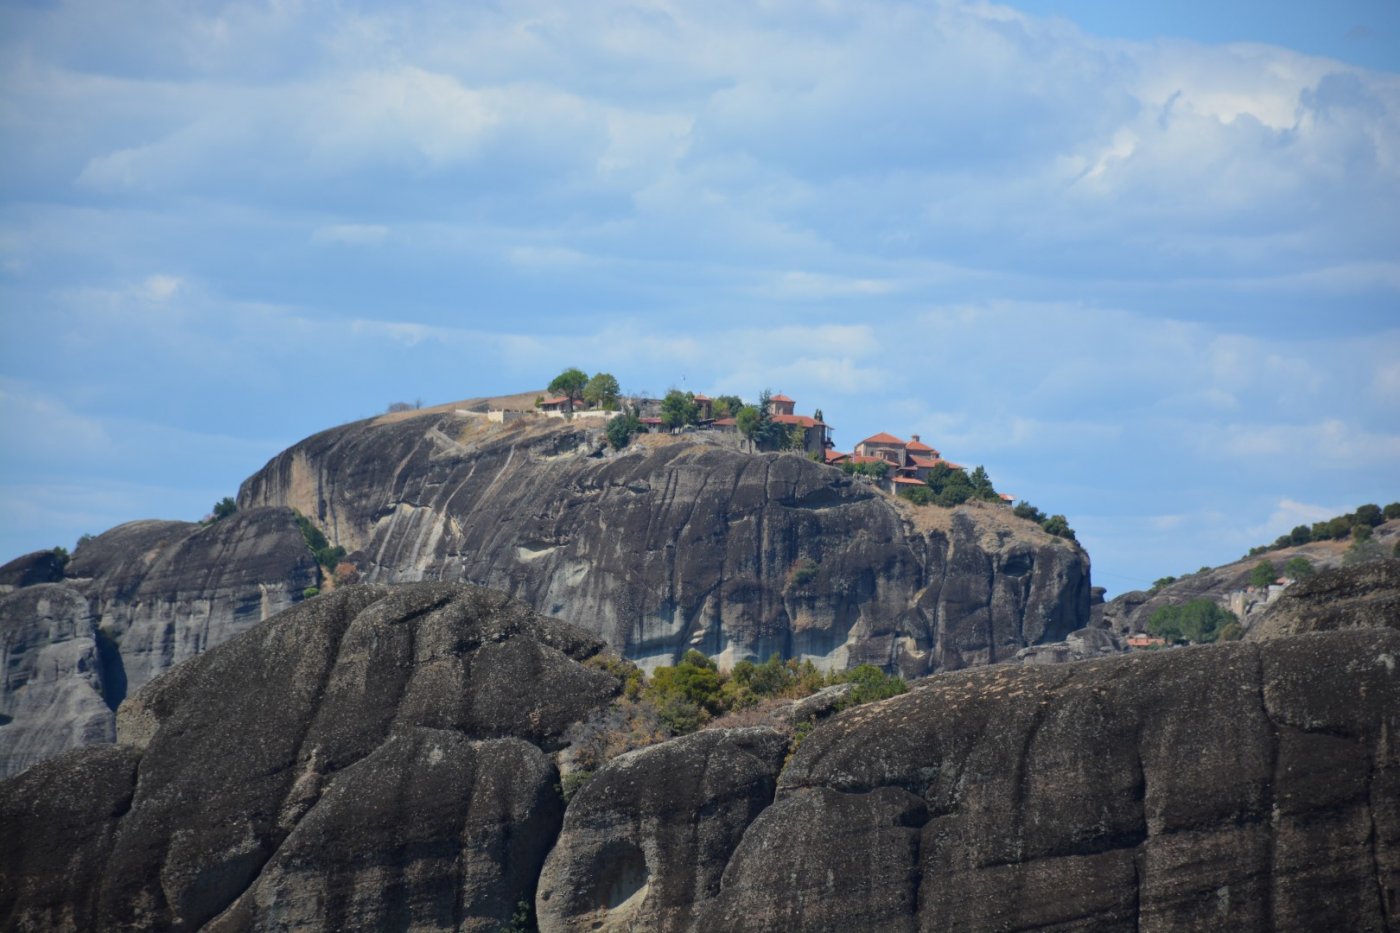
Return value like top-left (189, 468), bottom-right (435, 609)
top-left (642, 650), bottom-right (906, 736)
top-left (1146, 599), bottom-right (1242, 644)
top-left (1248, 502), bottom-right (1398, 556)
top-left (293, 512), bottom-right (346, 571)
top-left (1013, 501), bottom-right (1077, 542)
top-left (559, 649), bottom-right (910, 797)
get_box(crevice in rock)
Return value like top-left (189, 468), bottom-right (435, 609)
top-left (94, 624), bottom-right (128, 712)
top-left (1253, 645), bottom-right (1279, 930)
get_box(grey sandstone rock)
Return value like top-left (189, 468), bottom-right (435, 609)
top-left (0, 583), bottom-right (114, 776)
top-left (710, 630), bottom-right (1399, 932)
top-left (0, 583), bottom-right (619, 932)
top-left (1247, 560), bottom-right (1400, 640)
top-left (0, 508), bottom-right (317, 777)
top-left (537, 726), bottom-right (788, 932)
top-left (238, 413), bottom-right (1090, 675)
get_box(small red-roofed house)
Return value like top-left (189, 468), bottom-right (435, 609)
top-left (540, 395), bottom-right (573, 413)
top-left (692, 393), bottom-right (713, 420)
top-left (855, 432), bottom-right (907, 466)
top-left (906, 434), bottom-right (940, 459)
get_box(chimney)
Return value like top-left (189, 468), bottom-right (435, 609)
top-left (911, 434), bottom-right (920, 443)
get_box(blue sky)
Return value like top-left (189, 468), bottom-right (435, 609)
top-left (1, 0), bottom-right (1396, 597)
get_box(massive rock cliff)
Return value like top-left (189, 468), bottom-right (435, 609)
top-left (238, 409), bottom-right (1090, 674)
top-left (2, 582), bottom-right (1395, 932)
top-left (0, 507), bottom-right (316, 777)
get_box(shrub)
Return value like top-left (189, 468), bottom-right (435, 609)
top-left (836, 664), bottom-right (908, 707)
top-left (1385, 502), bottom-right (1400, 521)
top-left (606, 410), bottom-right (642, 449)
top-left (302, 586), bottom-right (320, 599)
top-left (294, 512), bottom-right (345, 570)
top-left (1283, 556), bottom-right (1315, 580)
top-left (1146, 599), bottom-right (1238, 643)
top-left (211, 497), bottom-right (237, 522)
top-left (1249, 560), bottom-right (1277, 588)
top-left (789, 558), bottom-right (819, 588)
top-left (1151, 576), bottom-right (1177, 593)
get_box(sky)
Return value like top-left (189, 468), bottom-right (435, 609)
top-left (1, 0), bottom-right (1397, 598)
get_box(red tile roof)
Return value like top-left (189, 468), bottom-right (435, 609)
top-left (772, 413), bottom-right (824, 427)
top-left (713, 417), bottom-right (737, 426)
top-left (850, 455), bottom-right (888, 465)
top-left (892, 476), bottom-right (926, 485)
top-left (999, 493), bottom-right (1015, 502)
top-left (858, 432), bottom-right (905, 447)
top-left (906, 440), bottom-right (936, 453)
top-left (824, 450), bottom-right (849, 463)
top-left (770, 393), bottom-right (795, 403)
top-left (909, 456), bottom-right (941, 469)
top-left (692, 393), bottom-right (711, 401)
top-left (541, 396), bottom-right (570, 405)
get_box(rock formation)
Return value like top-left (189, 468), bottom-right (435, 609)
top-left (1247, 560), bottom-right (1400, 640)
top-left (238, 409), bottom-right (1090, 674)
top-left (1101, 521), bottom-right (1399, 635)
top-left (1, 583), bottom-right (618, 932)
top-left (539, 630), bottom-right (1400, 931)
top-left (0, 507), bottom-right (316, 777)
top-left (3, 582), bottom-right (1395, 932)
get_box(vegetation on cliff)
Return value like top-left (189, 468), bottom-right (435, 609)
top-left (1247, 501), bottom-right (1399, 556)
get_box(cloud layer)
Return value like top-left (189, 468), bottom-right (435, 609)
top-left (1, 0), bottom-right (1397, 592)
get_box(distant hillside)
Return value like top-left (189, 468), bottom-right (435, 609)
top-left (1101, 519), bottom-right (1400, 636)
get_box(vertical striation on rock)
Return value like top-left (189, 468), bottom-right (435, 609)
top-left (0, 507), bottom-right (318, 777)
top-left (0, 583), bottom-right (621, 932)
top-left (237, 413), bottom-right (1090, 675)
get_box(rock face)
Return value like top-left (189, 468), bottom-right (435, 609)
top-left (537, 727), bottom-right (789, 932)
top-left (1247, 561), bottom-right (1400, 640)
top-left (2, 583), bottom-right (1396, 932)
top-left (0, 583), bottom-right (619, 932)
top-left (0, 584), bottom-right (113, 776)
top-left (238, 411), bottom-right (1090, 674)
top-left (0, 507), bottom-right (317, 777)
top-left (0, 549), bottom-right (67, 588)
top-left (698, 631), bottom-right (1400, 931)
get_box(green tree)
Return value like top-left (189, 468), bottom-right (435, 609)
top-left (735, 405), bottom-right (762, 450)
top-left (1249, 560), bottom-right (1277, 588)
top-left (967, 466), bottom-right (998, 501)
top-left (1384, 502), bottom-right (1400, 521)
top-left (712, 394), bottom-right (743, 419)
top-left (660, 390), bottom-right (700, 430)
top-left (211, 497), bottom-right (237, 522)
top-left (924, 462), bottom-right (974, 506)
top-left (547, 367), bottom-right (589, 413)
top-left (1283, 556), bottom-right (1315, 580)
top-left (1013, 501), bottom-right (1046, 524)
top-left (583, 372), bottom-right (621, 410)
top-left (1354, 503), bottom-right (1383, 527)
top-left (606, 409), bottom-right (642, 449)
top-left (1040, 514), bottom-right (1076, 542)
top-left (837, 664), bottom-right (908, 707)
top-left (1146, 599), bottom-right (1238, 644)
top-left (1288, 524), bottom-right (1312, 546)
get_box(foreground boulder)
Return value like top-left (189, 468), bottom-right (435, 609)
top-left (717, 630), bottom-right (1399, 932)
top-left (4, 584), bottom-right (1395, 932)
top-left (0, 583), bottom-right (618, 932)
top-left (535, 627), bottom-right (1399, 931)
